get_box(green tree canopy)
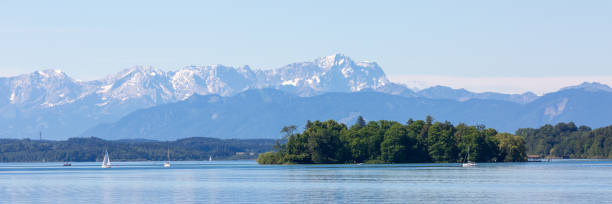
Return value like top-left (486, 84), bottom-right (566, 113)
top-left (260, 117), bottom-right (528, 164)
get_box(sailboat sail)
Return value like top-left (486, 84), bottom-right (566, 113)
top-left (102, 149), bottom-right (111, 168)
top-left (465, 145), bottom-right (469, 162)
top-left (164, 148), bottom-right (171, 167)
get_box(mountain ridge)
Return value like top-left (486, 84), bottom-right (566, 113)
top-left (1, 54), bottom-right (610, 139)
top-left (81, 86), bottom-right (612, 140)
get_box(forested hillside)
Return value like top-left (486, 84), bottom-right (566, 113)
top-left (517, 123), bottom-right (612, 158)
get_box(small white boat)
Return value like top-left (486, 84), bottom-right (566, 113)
top-left (462, 161), bottom-right (476, 167)
top-left (209, 155), bottom-right (213, 162)
top-left (461, 145), bottom-right (477, 168)
top-left (101, 149), bottom-right (111, 168)
top-left (164, 148), bottom-right (171, 168)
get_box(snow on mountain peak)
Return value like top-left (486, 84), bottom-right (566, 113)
top-left (116, 66), bottom-right (164, 78)
top-left (316, 53), bottom-right (351, 69)
top-left (4, 69), bottom-right (80, 107)
top-left (34, 69), bottom-right (69, 80)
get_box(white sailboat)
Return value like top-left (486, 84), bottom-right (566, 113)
top-left (209, 155), bottom-right (213, 162)
top-left (163, 148), bottom-right (171, 168)
top-left (102, 149), bottom-right (111, 168)
top-left (462, 145), bottom-right (476, 168)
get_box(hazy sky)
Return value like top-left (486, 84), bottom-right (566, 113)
top-left (1, 0), bottom-right (611, 94)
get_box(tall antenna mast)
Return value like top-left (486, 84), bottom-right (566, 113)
top-left (39, 131), bottom-right (42, 140)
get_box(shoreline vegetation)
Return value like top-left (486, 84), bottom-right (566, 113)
top-left (259, 117), bottom-right (612, 165)
top-left (517, 122), bottom-right (612, 159)
top-left (1, 118), bottom-right (610, 164)
top-left (258, 116), bottom-right (527, 165)
top-left (0, 137), bottom-right (274, 162)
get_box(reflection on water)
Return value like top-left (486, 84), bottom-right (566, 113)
top-left (1, 160), bottom-right (612, 203)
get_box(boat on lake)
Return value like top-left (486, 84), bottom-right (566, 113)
top-left (63, 153), bottom-right (72, 166)
top-left (462, 161), bottom-right (476, 167)
top-left (101, 149), bottom-right (111, 168)
top-left (164, 148), bottom-right (171, 168)
top-left (462, 145), bottom-right (476, 168)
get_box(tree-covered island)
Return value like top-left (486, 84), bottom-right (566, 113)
top-left (258, 116), bottom-right (527, 164)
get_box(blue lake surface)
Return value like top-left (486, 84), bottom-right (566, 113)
top-left (1, 160), bottom-right (611, 203)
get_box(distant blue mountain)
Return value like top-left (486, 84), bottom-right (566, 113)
top-left (416, 85), bottom-right (537, 104)
top-left (81, 83), bottom-right (612, 140)
top-left (515, 83), bottom-right (612, 129)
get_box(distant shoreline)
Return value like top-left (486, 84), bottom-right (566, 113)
top-left (4, 158), bottom-right (610, 165)
top-left (0, 137), bottom-right (274, 163)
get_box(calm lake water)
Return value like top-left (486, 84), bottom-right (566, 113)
top-left (1, 160), bottom-right (611, 203)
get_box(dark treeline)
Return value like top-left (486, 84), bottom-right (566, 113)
top-left (0, 137), bottom-right (274, 162)
top-left (517, 123), bottom-right (612, 158)
top-left (5, 121), bottom-right (608, 163)
top-left (257, 116), bottom-right (527, 164)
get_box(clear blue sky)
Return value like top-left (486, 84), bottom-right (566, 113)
top-left (1, 0), bottom-right (611, 93)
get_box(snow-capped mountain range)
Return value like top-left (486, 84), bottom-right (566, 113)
top-left (0, 54), bottom-right (400, 138)
top-left (1, 54), bottom-right (391, 110)
top-left (3, 53), bottom-right (607, 139)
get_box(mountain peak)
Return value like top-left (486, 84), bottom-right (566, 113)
top-left (562, 82), bottom-right (612, 92)
top-left (315, 53), bottom-right (352, 69)
top-left (119, 66), bottom-right (164, 76)
top-left (238, 65), bottom-right (252, 70)
top-left (107, 66), bottom-right (167, 83)
top-left (34, 69), bottom-right (68, 79)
